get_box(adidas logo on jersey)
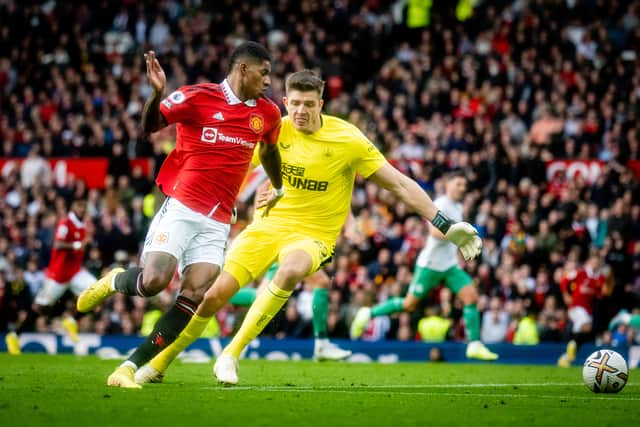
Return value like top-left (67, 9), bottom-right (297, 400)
top-left (213, 112), bottom-right (225, 120)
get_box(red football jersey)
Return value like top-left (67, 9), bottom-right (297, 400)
top-left (46, 213), bottom-right (86, 283)
top-left (157, 80), bottom-right (281, 223)
top-left (560, 267), bottom-right (606, 313)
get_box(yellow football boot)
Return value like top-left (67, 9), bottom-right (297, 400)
top-left (107, 365), bottom-right (142, 389)
top-left (77, 268), bottom-right (124, 313)
top-left (466, 341), bottom-right (499, 361)
top-left (62, 317), bottom-right (79, 343)
top-left (5, 332), bottom-right (21, 355)
top-left (566, 339), bottom-right (577, 361)
top-left (558, 340), bottom-right (577, 368)
top-left (349, 307), bottom-right (371, 339)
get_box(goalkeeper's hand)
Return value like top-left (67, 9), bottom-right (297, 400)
top-left (255, 181), bottom-right (284, 218)
top-left (444, 222), bottom-right (482, 261)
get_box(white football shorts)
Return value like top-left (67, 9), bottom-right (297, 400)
top-left (569, 306), bottom-right (593, 334)
top-left (34, 269), bottom-right (97, 306)
top-left (142, 197), bottom-right (230, 275)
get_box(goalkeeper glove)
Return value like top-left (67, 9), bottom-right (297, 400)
top-left (431, 211), bottom-right (482, 261)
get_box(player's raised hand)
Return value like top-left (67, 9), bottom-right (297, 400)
top-left (144, 50), bottom-right (166, 94)
top-left (255, 180), bottom-right (284, 218)
top-left (444, 222), bottom-right (482, 261)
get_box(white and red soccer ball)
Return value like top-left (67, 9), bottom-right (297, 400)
top-left (582, 349), bottom-right (628, 393)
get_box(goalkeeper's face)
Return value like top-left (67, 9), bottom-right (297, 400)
top-left (284, 90), bottom-right (324, 134)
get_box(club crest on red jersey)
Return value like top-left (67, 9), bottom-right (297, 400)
top-left (249, 113), bottom-right (264, 133)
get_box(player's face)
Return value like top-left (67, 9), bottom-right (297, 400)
top-left (242, 60), bottom-right (271, 99)
top-left (72, 201), bottom-right (87, 219)
top-left (284, 90), bottom-right (324, 133)
top-left (447, 176), bottom-right (467, 201)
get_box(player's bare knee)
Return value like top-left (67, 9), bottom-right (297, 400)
top-left (205, 289), bottom-right (226, 307)
top-left (458, 285), bottom-right (478, 305)
top-left (275, 263), bottom-right (308, 288)
top-left (181, 267), bottom-right (220, 304)
top-left (140, 253), bottom-right (176, 295)
top-left (200, 286), bottom-right (230, 315)
top-left (140, 269), bottom-right (171, 296)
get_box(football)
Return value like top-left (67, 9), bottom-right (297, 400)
top-left (582, 349), bottom-right (628, 393)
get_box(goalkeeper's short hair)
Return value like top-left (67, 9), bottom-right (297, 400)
top-left (285, 70), bottom-right (325, 96)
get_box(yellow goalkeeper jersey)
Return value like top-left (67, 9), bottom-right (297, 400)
top-left (252, 114), bottom-right (386, 241)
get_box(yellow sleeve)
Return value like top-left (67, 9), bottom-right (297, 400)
top-left (349, 127), bottom-right (386, 178)
top-left (250, 145), bottom-right (262, 168)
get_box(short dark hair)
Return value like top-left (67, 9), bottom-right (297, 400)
top-left (67, 196), bottom-right (86, 212)
top-left (228, 41), bottom-right (271, 72)
top-left (445, 170), bottom-right (467, 180)
top-left (285, 69), bottom-right (325, 96)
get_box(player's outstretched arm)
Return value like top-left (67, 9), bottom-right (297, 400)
top-left (367, 162), bottom-right (482, 260)
top-left (141, 50), bottom-right (168, 133)
top-left (257, 141), bottom-right (284, 216)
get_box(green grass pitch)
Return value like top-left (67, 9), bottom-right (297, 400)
top-left (0, 354), bottom-right (638, 427)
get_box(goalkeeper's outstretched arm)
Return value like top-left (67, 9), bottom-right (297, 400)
top-left (367, 162), bottom-right (482, 260)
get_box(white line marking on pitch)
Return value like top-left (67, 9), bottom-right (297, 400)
top-left (202, 386), bottom-right (640, 401)
top-left (209, 382), bottom-right (581, 390)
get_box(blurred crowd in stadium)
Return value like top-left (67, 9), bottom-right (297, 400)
top-left (1, 0), bottom-right (640, 349)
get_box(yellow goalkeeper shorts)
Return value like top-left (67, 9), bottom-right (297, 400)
top-left (223, 220), bottom-right (335, 287)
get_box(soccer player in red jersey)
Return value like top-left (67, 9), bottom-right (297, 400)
top-left (77, 41), bottom-right (283, 387)
top-left (557, 250), bottom-right (614, 367)
top-left (5, 197), bottom-right (94, 354)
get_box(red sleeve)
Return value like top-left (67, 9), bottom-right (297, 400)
top-left (159, 85), bottom-right (200, 125)
top-left (54, 220), bottom-right (69, 243)
top-left (259, 101), bottom-right (281, 145)
top-left (262, 117), bottom-right (281, 145)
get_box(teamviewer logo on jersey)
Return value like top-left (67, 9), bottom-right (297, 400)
top-left (201, 127), bottom-right (218, 143)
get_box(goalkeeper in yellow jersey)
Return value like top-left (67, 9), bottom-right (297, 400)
top-left (137, 69), bottom-right (482, 385)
